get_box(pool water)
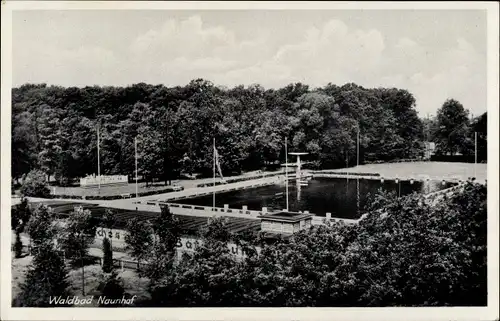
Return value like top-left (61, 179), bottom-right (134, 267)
top-left (173, 178), bottom-right (455, 219)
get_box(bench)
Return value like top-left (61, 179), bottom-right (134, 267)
top-left (121, 193), bottom-right (131, 199)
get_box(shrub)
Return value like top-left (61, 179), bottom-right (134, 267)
top-left (98, 272), bottom-right (126, 307)
top-left (102, 237), bottom-right (113, 273)
top-left (14, 232), bottom-right (23, 258)
top-left (19, 170), bottom-right (50, 198)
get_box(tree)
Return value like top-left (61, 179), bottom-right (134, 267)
top-left (435, 99), bottom-right (471, 156)
top-left (19, 169), bottom-right (50, 198)
top-left (142, 205), bottom-right (182, 282)
top-left (25, 204), bottom-right (57, 255)
top-left (102, 237), bottom-right (113, 273)
top-left (125, 218), bottom-right (154, 275)
top-left (14, 232), bottom-right (24, 258)
top-left (201, 216), bottom-right (231, 243)
top-left (12, 109), bottom-right (37, 182)
top-left (12, 197), bottom-right (32, 258)
top-left (15, 244), bottom-right (71, 307)
top-left (59, 206), bottom-right (96, 264)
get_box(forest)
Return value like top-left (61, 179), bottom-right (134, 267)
top-left (12, 79), bottom-right (485, 186)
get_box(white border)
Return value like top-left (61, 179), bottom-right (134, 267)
top-left (1, 2), bottom-right (499, 321)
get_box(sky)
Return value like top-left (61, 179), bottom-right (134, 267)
top-left (12, 9), bottom-right (487, 116)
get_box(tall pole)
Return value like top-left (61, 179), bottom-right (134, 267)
top-left (213, 137), bottom-right (216, 209)
top-left (357, 123), bottom-right (360, 167)
top-left (97, 124), bottom-right (101, 193)
top-left (135, 137), bottom-right (138, 199)
top-left (81, 235), bottom-right (85, 296)
top-left (285, 137), bottom-right (289, 211)
top-left (474, 131), bottom-right (477, 178)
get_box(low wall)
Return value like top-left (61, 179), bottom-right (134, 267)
top-left (165, 202), bottom-right (263, 219)
top-left (80, 175), bottom-right (128, 187)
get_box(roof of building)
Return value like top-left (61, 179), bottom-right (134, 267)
top-left (260, 211), bottom-right (314, 222)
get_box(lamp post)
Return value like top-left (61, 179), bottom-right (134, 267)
top-left (357, 122), bottom-right (360, 167)
top-left (78, 231), bottom-right (85, 296)
top-left (97, 124), bottom-right (101, 194)
top-left (396, 178), bottom-right (401, 198)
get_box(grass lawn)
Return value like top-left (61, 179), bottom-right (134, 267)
top-left (329, 162), bottom-right (487, 182)
top-left (50, 182), bottom-right (176, 197)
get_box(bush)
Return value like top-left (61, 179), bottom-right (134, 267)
top-left (98, 272), bottom-right (126, 307)
top-left (14, 232), bottom-right (23, 258)
top-left (102, 237), bottom-right (113, 273)
top-left (20, 170), bottom-right (50, 198)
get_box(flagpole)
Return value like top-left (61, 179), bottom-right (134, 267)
top-left (97, 124), bottom-right (101, 193)
top-left (285, 137), bottom-right (289, 211)
top-left (213, 137), bottom-right (216, 209)
top-left (357, 123), bottom-right (360, 167)
top-left (135, 137), bottom-right (138, 199)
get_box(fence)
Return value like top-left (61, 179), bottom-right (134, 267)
top-left (165, 179), bottom-right (280, 203)
top-left (80, 175), bottom-right (128, 187)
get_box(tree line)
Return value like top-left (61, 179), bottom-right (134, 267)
top-left (12, 80), bottom-right (427, 186)
top-left (12, 181), bottom-right (487, 306)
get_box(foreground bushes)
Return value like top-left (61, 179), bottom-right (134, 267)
top-left (149, 182), bottom-right (487, 307)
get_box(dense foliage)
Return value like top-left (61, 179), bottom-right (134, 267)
top-left (12, 81), bottom-right (425, 185)
top-left (25, 204), bottom-right (58, 255)
top-left (15, 244), bottom-right (71, 307)
top-left (98, 272), bottom-right (126, 307)
top-left (125, 205), bottom-right (181, 280)
top-left (59, 207), bottom-right (97, 265)
top-left (148, 182), bottom-right (486, 307)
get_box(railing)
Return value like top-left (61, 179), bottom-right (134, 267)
top-left (165, 180), bottom-right (279, 202)
top-left (80, 175), bottom-right (128, 187)
top-left (196, 171), bottom-right (288, 188)
top-left (163, 202), bottom-right (264, 218)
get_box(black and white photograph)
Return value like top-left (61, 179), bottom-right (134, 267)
top-left (1, 1), bottom-right (498, 321)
